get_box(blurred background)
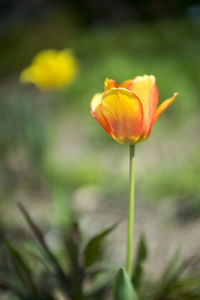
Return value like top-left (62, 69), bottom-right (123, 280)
top-left (0, 0), bottom-right (200, 298)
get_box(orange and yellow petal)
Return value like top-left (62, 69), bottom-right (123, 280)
top-left (91, 93), bottom-right (111, 135)
top-left (144, 80), bottom-right (159, 135)
top-left (152, 92), bottom-right (178, 125)
top-left (119, 80), bottom-right (133, 89)
top-left (128, 75), bottom-right (158, 135)
top-left (126, 75), bottom-right (156, 103)
top-left (101, 88), bottom-right (143, 144)
top-left (104, 78), bottom-right (118, 91)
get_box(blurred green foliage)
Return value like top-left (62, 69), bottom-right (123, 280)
top-left (0, 11), bottom-right (200, 299)
top-left (1, 209), bottom-right (200, 300)
top-left (0, 205), bottom-right (116, 300)
top-left (0, 15), bottom-right (200, 219)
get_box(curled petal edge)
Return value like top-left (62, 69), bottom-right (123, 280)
top-left (91, 93), bottom-right (112, 135)
top-left (152, 92), bottom-right (178, 125)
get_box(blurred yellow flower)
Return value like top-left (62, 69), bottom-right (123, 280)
top-left (20, 49), bottom-right (77, 90)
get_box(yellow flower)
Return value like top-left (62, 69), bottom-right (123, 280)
top-left (20, 49), bottom-right (77, 90)
top-left (91, 75), bottom-right (178, 145)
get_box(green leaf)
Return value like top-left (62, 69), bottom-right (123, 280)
top-left (65, 222), bottom-right (83, 300)
top-left (132, 234), bottom-right (148, 289)
top-left (154, 254), bottom-right (200, 300)
top-left (85, 271), bottom-right (113, 298)
top-left (0, 271), bottom-right (23, 296)
top-left (113, 268), bottom-right (138, 300)
top-left (83, 223), bottom-right (117, 269)
top-left (168, 276), bottom-right (200, 299)
top-left (3, 239), bottom-right (38, 296)
top-left (153, 251), bottom-right (182, 300)
top-left (18, 203), bottom-right (71, 298)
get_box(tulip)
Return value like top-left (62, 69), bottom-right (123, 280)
top-left (20, 49), bottom-right (77, 90)
top-left (91, 75), bottom-right (178, 144)
top-left (91, 75), bottom-right (178, 278)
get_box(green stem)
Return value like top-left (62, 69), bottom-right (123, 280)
top-left (126, 144), bottom-right (135, 277)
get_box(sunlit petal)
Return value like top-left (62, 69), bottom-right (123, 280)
top-left (128, 75), bottom-right (158, 135)
top-left (152, 92), bottom-right (178, 125)
top-left (91, 93), bottom-right (112, 135)
top-left (104, 78), bottom-right (118, 91)
top-left (101, 88), bottom-right (143, 144)
top-left (119, 80), bottom-right (132, 89)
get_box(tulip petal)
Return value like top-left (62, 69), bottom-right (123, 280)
top-left (128, 75), bottom-right (158, 135)
top-left (152, 92), bottom-right (178, 125)
top-left (101, 88), bottom-right (143, 144)
top-left (91, 93), bottom-right (112, 135)
top-left (119, 80), bottom-right (132, 89)
top-left (104, 78), bottom-right (118, 91)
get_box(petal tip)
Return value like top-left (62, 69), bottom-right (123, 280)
top-left (104, 78), bottom-right (118, 91)
top-left (91, 93), bottom-right (103, 113)
top-left (174, 92), bottom-right (178, 97)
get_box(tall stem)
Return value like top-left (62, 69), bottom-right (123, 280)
top-left (126, 144), bottom-right (135, 277)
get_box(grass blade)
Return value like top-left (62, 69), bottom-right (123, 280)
top-left (18, 203), bottom-right (71, 297)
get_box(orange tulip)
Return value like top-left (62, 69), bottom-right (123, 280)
top-left (91, 75), bottom-right (178, 144)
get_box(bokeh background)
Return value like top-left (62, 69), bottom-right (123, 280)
top-left (0, 0), bottom-right (200, 298)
